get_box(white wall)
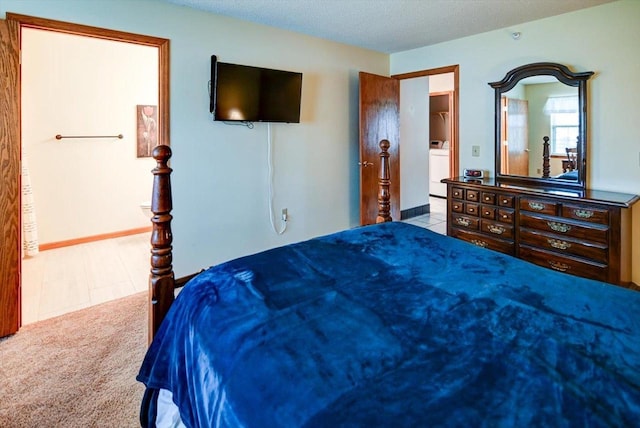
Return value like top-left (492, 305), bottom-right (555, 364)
top-left (391, 0), bottom-right (640, 283)
top-left (2, 0), bottom-right (388, 276)
top-left (429, 73), bottom-right (453, 94)
top-left (21, 28), bottom-right (157, 243)
top-left (399, 77), bottom-right (429, 210)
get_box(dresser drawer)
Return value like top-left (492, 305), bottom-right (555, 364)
top-left (497, 194), bottom-right (515, 207)
top-left (520, 197), bottom-right (557, 215)
top-left (451, 213), bottom-right (479, 230)
top-left (519, 213), bottom-right (608, 244)
top-left (465, 203), bottom-right (480, 216)
top-left (465, 189), bottom-right (480, 202)
top-left (497, 209), bottom-right (514, 224)
top-left (520, 228), bottom-right (608, 264)
top-left (519, 245), bottom-right (608, 282)
top-left (451, 187), bottom-right (465, 200)
top-left (481, 220), bottom-right (514, 239)
top-left (450, 228), bottom-right (515, 255)
top-left (561, 204), bottom-right (609, 225)
top-left (481, 206), bottom-right (495, 219)
top-left (481, 192), bottom-right (496, 205)
top-left (482, 207), bottom-right (514, 224)
top-left (451, 200), bottom-right (464, 213)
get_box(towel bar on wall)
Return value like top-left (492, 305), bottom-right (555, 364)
top-left (55, 134), bottom-right (123, 140)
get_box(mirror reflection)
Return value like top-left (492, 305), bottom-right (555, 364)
top-left (490, 62), bottom-right (593, 191)
top-left (500, 76), bottom-right (579, 181)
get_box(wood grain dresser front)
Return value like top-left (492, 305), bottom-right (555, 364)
top-left (443, 177), bottom-right (638, 287)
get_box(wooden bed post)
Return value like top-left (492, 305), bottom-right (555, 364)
top-left (542, 136), bottom-right (550, 178)
top-left (149, 145), bottom-right (175, 344)
top-left (376, 139), bottom-right (392, 223)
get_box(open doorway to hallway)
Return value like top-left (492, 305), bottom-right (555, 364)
top-left (6, 15), bottom-right (169, 329)
top-left (395, 66), bottom-right (458, 220)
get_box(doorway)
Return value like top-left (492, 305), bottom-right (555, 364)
top-left (0, 13), bottom-right (170, 337)
top-left (358, 66), bottom-right (458, 226)
top-left (395, 66), bottom-right (459, 216)
top-left (428, 77), bottom-right (455, 198)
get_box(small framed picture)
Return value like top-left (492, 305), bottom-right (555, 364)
top-left (137, 105), bottom-right (158, 157)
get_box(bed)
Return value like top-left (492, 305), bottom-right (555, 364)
top-left (137, 144), bottom-right (640, 427)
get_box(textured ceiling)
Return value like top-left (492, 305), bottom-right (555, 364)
top-left (163, 0), bottom-right (615, 53)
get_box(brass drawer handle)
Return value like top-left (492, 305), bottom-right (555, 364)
top-left (548, 260), bottom-right (570, 272)
top-left (547, 221), bottom-right (572, 233)
top-left (471, 239), bottom-right (488, 248)
top-left (528, 202), bottom-right (545, 211)
top-left (456, 217), bottom-right (470, 227)
top-left (574, 209), bottom-right (594, 219)
top-left (502, 214), bottom-right (509, 220)
top-left (468, 207), bottom-right (475, 213)
top-left (488, 224), bottom-right (505, 235)
top-left (547, 238), bottom-right (571, 250)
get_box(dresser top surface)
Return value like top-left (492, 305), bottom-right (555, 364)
top-left (443, 177), bottom-right (639, 207)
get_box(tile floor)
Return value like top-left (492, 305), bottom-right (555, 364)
top-left (20, 197), bottom-right (448, 325)
top-left (402, 196), bottom-right (448, 235)
top-left (21, 232), bottom-right (151, 325)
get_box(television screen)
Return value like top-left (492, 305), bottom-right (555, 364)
top-left (210, 57), bottom-right (302, 123)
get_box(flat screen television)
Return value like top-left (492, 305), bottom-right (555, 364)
top-left (210, 56), bottom-right (302, 123)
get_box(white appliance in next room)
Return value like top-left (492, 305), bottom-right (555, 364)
top-left (429, 148), bottom-right (449, 197)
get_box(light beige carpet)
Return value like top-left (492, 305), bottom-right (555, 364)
top-left (0, 292), bottom-right (148, 427)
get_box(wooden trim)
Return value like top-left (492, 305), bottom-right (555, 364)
top-left (0, 18), bottom-right (21, 337)
top-left (392, 65), bottom-right (457, 80)
top-left (39, 227), bottom-right (152, 251)
top-left (6, 13), bottom-right (167, 45)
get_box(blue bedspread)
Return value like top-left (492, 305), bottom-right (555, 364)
top-left (138, 222), bottom-right (640, 427)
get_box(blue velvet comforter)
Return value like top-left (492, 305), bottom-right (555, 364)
top-left (138, 222), bottom-right (640, 427)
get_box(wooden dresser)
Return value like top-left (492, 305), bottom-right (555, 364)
top-left (442, 177), bottom-right (638, 286)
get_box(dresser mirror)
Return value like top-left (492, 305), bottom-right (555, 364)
top-left (489, 63), bottom-right (593, 190)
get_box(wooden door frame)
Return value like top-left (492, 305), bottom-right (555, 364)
top-left (0, 18), bottom-right (20, 337)
top-left (392, 65), bottom-right (460, 180)
top-left (7, 13), bottom-right (170, 145)
top-left (3, 13), bottom-right (170, 334)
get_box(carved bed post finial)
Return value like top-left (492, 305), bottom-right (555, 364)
top-left (542, 136), bottom-right (550, 178)
top-left (149, 145), bottom-right (175, 344)
top-left (376, 139), bottom-right (392, 223)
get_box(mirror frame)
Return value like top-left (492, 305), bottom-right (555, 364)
top-left (489, 63), bottom-right (593, 191)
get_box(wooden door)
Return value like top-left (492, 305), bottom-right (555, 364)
top-left (0, 19), bottom-right (21, 337)
top-left (504, 97), bottom-right (529, 176)
top-left (359, 72), bottom-right (400, 225)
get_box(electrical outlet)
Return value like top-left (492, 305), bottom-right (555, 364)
top-left (281, 208), bottom-right (288, 221)
top-left (472, 145), bottom-right (480, 157)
